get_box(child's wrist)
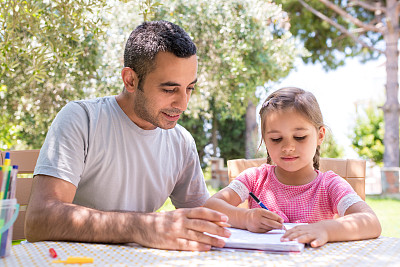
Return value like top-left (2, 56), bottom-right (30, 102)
top-left (243, 209), bottom-right (252, 230)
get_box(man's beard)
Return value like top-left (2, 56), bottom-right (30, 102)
top-left (133, 90), bottom-right (180, 130)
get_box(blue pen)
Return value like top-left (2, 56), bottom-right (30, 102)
top-left (249, 192), bottom-right (269, 210)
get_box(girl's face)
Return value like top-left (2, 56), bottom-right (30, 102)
top-left (264, 108), bottom-right (325, 182)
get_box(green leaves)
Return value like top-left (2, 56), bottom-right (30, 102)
top-left (276, 0), bottom-right (381, 70)
top-left (1, 0), bottom-right (107, 149)
top-left (152, 0), bottom-right (303, 160)
top-left (156, 0), bottom-right (302, 120)
top-left (320, 130), bottom-right (344, 159)
top-left (351, 102), bottom-right (385, 166)
top-left (138, 0), bottom-right (163, 21)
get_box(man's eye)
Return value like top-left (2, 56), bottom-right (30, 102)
top-left (294, 136), bottom-right (306, 141)
top-left (271, 138), bottom-right (282, 143)
top-left (188, 87), bottom-right (195, 91)
top-left (163, 89), bottom-right (175, 93)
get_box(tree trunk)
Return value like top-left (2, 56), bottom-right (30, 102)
top-left (245, 100), bottom-right (258, 159)
top-left (383, 0), bottom-right (400, 167)
top-left (211, 111), bottom-right (218, 157)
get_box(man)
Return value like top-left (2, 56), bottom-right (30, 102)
top-left (25, 20), bottom-right (230, 251)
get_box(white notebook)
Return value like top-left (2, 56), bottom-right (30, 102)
top-left (211, 223), bottom-right (305, 253)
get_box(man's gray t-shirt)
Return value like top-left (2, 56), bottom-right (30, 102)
top-left (34, 96), bottom-right (209, 212)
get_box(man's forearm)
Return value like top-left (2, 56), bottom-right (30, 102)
top-left (25, 199), bottom-right (152, 244)
top-left (26, 198), bottom-right (232, 251)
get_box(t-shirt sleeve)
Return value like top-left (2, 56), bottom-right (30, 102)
top-left (227, 180), bottom-right (249, 203)
top-left (337, 193), bottom-right (363, 216)
top-left (33, 101), bottom-right (89, 187)
top-left (325, 171), bottom-right (362, 215)
top-left (229, 167), bottom-right (260, 202)
top-left (169, 136), bottom-right (209, 208)
top-left (235, 167), bottom-right (258, 191)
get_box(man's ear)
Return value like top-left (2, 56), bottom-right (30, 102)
top-left (121, 67), bottom-right (139, 92)
top-left (317, 126), bottom-right (326, 145)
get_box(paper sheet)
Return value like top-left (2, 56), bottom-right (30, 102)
top-left (211, 223), bottom-right (306, 253)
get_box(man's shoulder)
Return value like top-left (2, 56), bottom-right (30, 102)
top-left (65, 96), bottom-right (116, 118)
top-left (71, 96), bottom-right (114, 109)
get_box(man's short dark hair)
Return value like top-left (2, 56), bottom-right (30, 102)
top-left (124, 20), bottom-right (197, 90)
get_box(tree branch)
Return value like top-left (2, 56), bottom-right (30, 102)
top-left (349, 0), bottom-right (386, 13)
top-left (298, 0), bottom-right (384, 54)
top-left (318, 0), bottom-right (384, 33)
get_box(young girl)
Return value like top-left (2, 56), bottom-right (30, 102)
top-left (204, 87), bottom-right (381, 248)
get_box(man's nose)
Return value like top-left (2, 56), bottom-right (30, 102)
top-left (172, 90), bottom-right (190, 111)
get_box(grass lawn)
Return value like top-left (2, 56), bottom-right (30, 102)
top-left (365, 195), bottom-right (400, 238)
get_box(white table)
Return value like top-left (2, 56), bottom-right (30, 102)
top-left (2, 236), bottom-right (399, 266)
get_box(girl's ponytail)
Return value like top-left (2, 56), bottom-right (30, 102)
top-left (313, 145), bottom-right (321, 170)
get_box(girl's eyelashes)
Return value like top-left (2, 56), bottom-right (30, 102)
top-left (269, 136), bottom-right (307, 142)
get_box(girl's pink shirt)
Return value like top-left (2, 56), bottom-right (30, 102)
top-left (236, 164), bottom-right (356, 223)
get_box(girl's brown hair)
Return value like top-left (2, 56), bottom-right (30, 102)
top-left (259, 87), bottom-right (324, 169)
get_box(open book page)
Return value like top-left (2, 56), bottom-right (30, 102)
top-left (210, 223), bottom-right (306, 253)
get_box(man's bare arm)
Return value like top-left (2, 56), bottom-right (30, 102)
top-left (25, 175), bottom-right (231, 251)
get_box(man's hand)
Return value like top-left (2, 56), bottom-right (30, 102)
top-left (137, 207), bottom-right (231, 251)
top-left (280, 222), bottom-right (329, 248)
top-left (244, 208), bottom-right (284, 233)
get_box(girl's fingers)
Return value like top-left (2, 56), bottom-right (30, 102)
top-left (280, 224), bottom-right (328, 247)
top-left (282, 232), bottom-right (321, 247)
top-left (281, 229), bottom-right (306, 241)
top-left (310, 236), bottom-right (327, 247)
top-left (259, 211), bottom-right (285, 229)
top-left (282, 226), bottom-right (304, 238)
top-left (260, 219), bottom-right (284, 231)
top-left (263, 211), bottom-right (284, 223)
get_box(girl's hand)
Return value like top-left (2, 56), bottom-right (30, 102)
top-left (280, 222), bottom-right (329, 248)
top-left (244, 208), bottom-right (285, 233)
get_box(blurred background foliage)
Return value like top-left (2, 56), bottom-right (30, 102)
top-left (351, 101), bottom-right (385, 166)
top-left (3, 0), bottom-right (398, 239)
top-left (321, 130), bottom-right (345, 159)
top-left (276, 0), bottom-right (382, 70)
top-left (155, 0), bottom-right (304, 165)
top-left (275, 0), bottom-right (398, 168)
top-left (1, 0), bottom-right (107, 148)
top-left (1, 0), bottom-right (370, 167)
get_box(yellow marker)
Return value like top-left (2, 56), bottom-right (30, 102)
top-left (52, 256), bottom-right (94, 264)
